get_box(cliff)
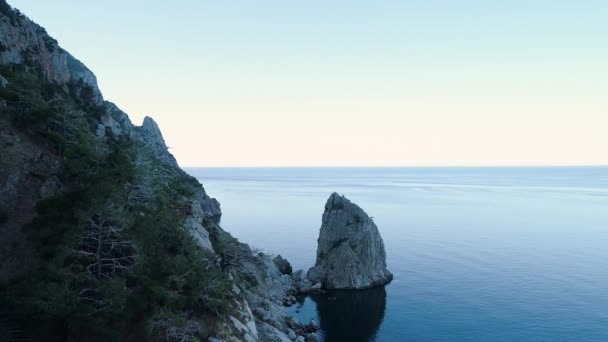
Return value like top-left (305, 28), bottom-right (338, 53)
top-left (0, 2), bottom-right (306, 341)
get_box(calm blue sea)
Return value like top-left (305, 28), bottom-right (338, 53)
top-left (186, 167), bottom-right (608, 342)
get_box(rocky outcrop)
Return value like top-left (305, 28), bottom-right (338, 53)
top-left (0, 7), bottom-right (102, 104)
top-left (307, 193), bottom-right (392, 289)
top-left (272, 255), bottom-right (292, 275)
top-left (134, 116), bottom-right (178, 166)
top-left (130, 114), bottom-right (221, 220)
top-left (184, 201), bottom-right (214, 252)
top-left (218, 241), bottom-right (319, 342)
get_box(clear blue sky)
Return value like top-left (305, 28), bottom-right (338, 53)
top-left (9, 0), bottom-right (608, 166)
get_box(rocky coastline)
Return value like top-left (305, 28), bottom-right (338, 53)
top-left (0, 3), bottom-right (389, 341)
top-left (232, 192), bottom-right (393, 341)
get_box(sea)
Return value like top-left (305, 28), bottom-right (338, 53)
top-left (185, 167), bottom-right (608, 342)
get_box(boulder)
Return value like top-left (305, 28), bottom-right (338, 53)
top-left (0, 74), bottom-right (8, 88)
top-left (273, 254), bottom-right (293, 275)
top-left (305, 319), bottom-right (319, 332)
top-left (307, 193), bottom-right (392, 289)
top-left (305, 333), bottom-right (319, 342)
top-left (292, 269), bottom-right (307, 282)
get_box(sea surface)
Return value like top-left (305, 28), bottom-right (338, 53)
top-left (186, 167), bottom-right (608, 342)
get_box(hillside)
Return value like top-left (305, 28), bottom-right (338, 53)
top-left (0, 2), bottom-right (306, 341)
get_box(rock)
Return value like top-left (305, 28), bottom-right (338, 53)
top-left (288, 329), bottom-right (297, 340)
top-left (200, 196), bottom-right (222, 220)
top-left (261, 299), bottom-right (273, 310)
top-left (283, 295), bottom-right (297, 306)
top-left (232, 283), bottom-right (241, 295)
top-left (100, 110), bottom-right (123, 136)
top-left (0, 74), bottom-right (8, 88)
top-left (183, 201), bottom-right (214, 252)
top-left (292, 269), bottom-right (307, 282)
top-left (292, 269), bottom-right (317, 293)
top-left (252, 307), bottom-right (272, 323)
top-left (141, 116), bottom-right (166, 145)
top-left (302, 319), bottom-right (319, 333)
top-left (286, 316), bottom-right (301, 330)
top-left (132, 115), bottom-right (222, 221)
top-left (136, 116), bottom-right (178, 166)
top-left (295, 336), bottom-right (305, 342)
top-left (307, 193), bottom-right (393, 289)
top-left (273, 254), bottom-right (293, 275)
top-left (258, 324), bottom-right (293, 342)
top-left (104, 102), bottom-right (134, 136)
top-left (95, 124), bottom-right (106, 138)
top-left (306, 266), bottom-right (325, 284)
top-left (305, 333), bottom-right (318, 342)
top-left (0, 11), bottom-right (103, 103)
top-left (297, 281), bottom-right (323, 295)
top-left (253, 307), bottom-right (266, 317)
top-left (225, 299), bottom-right (258, 342)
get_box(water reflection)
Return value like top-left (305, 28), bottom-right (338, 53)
top-left (310, 286), bottom-right (387, 342)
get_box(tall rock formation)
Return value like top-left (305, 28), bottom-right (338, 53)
top-left (307, 193), bottom-right (392, 289)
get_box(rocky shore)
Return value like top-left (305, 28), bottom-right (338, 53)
top-left (223, 192), bottom-right (393, 341)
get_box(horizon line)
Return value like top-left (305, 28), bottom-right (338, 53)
top-left (181, 164), bottom-right (608, 169)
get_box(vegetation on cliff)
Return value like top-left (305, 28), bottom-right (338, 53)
top-left (0, 2), bottom-right (236, 340)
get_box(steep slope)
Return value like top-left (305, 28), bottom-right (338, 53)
top-left (0, 2), bottom-right (305, 341)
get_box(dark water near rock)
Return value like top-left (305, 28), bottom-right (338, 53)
top-left (187, 167), bottom-right (608, 342)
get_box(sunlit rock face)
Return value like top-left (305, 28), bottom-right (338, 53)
top-left (307, 193), bottom-right (393, 289)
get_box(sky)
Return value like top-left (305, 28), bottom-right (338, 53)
top-left (9, 0), bottom-right (608, 166)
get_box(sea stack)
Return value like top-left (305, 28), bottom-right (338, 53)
top-left (307, 193), bottom-right (393, 289)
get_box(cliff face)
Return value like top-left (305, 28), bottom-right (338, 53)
top-left (0, 4), bottom-right (221, 279)
top-left (0, 2), bottom-right (296, 341)
top-left (0, 2), bottom-right (221, 278)
top-left (0, 4), bottom-right (102, 104)
top-left (307, 193), bottom-right (392, 289)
